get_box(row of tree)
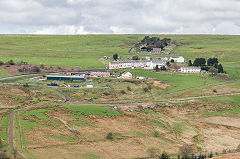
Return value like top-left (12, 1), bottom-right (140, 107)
top-left (188, 58), bottom-right (224, 73)
top-left (135, 36), bottom-right (172, 51)
top-left (0, 60), bottom-right (28, 66)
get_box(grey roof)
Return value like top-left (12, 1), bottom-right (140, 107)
top-left (110, 60), bottom-right (164, 64)
top-left (181, 67), bottom-right (201, 69)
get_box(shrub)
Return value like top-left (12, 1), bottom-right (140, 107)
top-left (213, 89), bottom-right (217, 93)
top-left (120, 90), bottom-right (126, 94)
top-left (127, 86), bottom-right (131, 91)
top-left (0, 61), bottom-right (4, 66)
top-left (6, 60), bottom-right (15, 65)
top-left (153, 131), bottom-right (160, 137)
top-left (23, 83), bottom-right (29, 88)
top-left (159, 151), bottom-right (170, 159)
top-left (106, 132), bottom-right (113, 140)
top-left (31, 66), bottom-right (41, 73)
top-left (40, 64), bottom-right (45, 69)
top-left (143, 87), bottom-right (149, 92)
top-left (179, 144), bottom-right (193, 159)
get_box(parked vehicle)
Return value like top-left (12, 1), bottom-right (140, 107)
top-left (47, 83), bottom-right (58, 86)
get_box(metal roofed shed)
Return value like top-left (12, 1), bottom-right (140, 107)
top-left (46, 75), bottom-right (85, 81)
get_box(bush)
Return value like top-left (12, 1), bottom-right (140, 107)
top-left (143, 87), bottom-right (149, 92)
top-left (23, 83), bottom-right (29, 88)
top-left (120, 90), bottom-right (126, 94)
top-left (31, 66), bottom-right (41, 73)
top-left (213, 89), bottom-right (217, 93)
top-left (179, 144), bottom-right (193, 159)
top-left (153, 131), bottom-right (160, 137)
top-left (127, 86), bottom-right (131, 91)
top-left (159, 151), bottom-right (170, 159)
top-left (40, 64), bottom-right (45, 69)
top-left (0, 61), bottom-right (4, 66)
top-left (106, 132), bottom-right (113, 140)
top-left (6, 60), bottom-right (15, 65)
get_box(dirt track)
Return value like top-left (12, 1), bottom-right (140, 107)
top-left (9, 111), bottom-right (25, 159)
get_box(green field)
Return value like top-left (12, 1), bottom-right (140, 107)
top-left (0, 34), bottom-right (240, 79)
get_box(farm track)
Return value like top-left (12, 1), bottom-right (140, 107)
top-left (6, 83), bottom-right (71, 159)
top-left (9, 111), bottom-right (25, 159)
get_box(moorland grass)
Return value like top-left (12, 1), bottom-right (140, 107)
top-left (20, 108), bottom-right (60, 130)
top-left (60, 104), bottom-right (122, 117)
top-left (0, 70), bottom-right (8, 78)
top-left (0, 113), bottom-right (10, 149)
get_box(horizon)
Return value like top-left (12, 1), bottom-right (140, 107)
top-left (1, 0), bottom-right (240, 35)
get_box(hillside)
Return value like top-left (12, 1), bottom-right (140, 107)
top-left (0, 34), bottom-right (240, 78)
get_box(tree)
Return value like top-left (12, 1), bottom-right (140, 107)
top-left (207, 58), bottom-right (218, 66)
top-left (155, 65), bottom-right (159, 71)
top-left (113, 54), bottom-right (118, 60)
top-left (0, 61), bottom-right (4, 66)
top-left (217, 64), bottom-right (224, 73)
top-left (132, 55), bottom-right (140, 60)
top-left (179, 144), bottom-right (193, 159)
top-left (193, 58), bottom-right (206, 66)
top-left (209, 152), bottom-right (213, 158)
top-left (170, 59), bottom-right (175, 63)
top-left (160, 66), bottom-right (166, 71)
top-left (166, 61), bottom-right (170, 66)
top-left (188, 60), bottom-right (193, 66)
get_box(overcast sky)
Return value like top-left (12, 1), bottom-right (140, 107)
top-left (0, 0), bottom-right (240, 34)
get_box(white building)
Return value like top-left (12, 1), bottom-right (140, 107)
top-left (170, 56), bottom-right (185, 63)
top-left (145, 60), bottom-right (166, 69)
top-left (121, 72), bottom-right (133, 79)
top-left (180, 67), bottom-right (201, 73)
top-left (109, 60), bottom-right (166, 70)
top-left (152, 48), bottom-right (162, 54)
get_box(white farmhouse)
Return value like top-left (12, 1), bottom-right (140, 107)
top-left (109, 60), bottom-right (166, 70)
top-left (145, 60), bottom-right (166, 69)
top-left (170, 56), bottom-right (185, 63)
top-left (121, 72), bottom-right (133, 79)
top-left (109, 60), bottom-right (148, 69)
top-left (180, 67), bottom-right (201, 73)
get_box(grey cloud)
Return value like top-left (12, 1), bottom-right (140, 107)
top-left (0, 0), bottom-right (239, 34)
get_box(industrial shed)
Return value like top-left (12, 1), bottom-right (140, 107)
top-left (46, 75), bottom-right (85, 81)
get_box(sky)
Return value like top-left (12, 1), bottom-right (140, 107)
top-left (0, 0), bottom-right (240, 34)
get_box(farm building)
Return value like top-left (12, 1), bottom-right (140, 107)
top-left (90, 72), bottom-right (110, 77)
top-left (46, 75), bottom-right (85, 81)
top-left (152, 48), bottom-right (162, 54)
top-left (109, 60), bottom-right (166, 70)
top-left (145, 60), bottom-right (166, 69)
top-left (180, 67), bottom-right (201, 73)
top-left (170, 56), bottom-right (185, 63)
top-left (121, 72), bottom-right (133, 79)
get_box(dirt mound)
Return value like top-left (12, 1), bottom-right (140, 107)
top-left (147, 80), bottom-right (171, 90)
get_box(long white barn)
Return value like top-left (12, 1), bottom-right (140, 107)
top-left (109, 60), bottom-right (166, 70)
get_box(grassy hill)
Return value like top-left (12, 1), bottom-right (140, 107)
top-left (0, 34), bottom-right (239, 78)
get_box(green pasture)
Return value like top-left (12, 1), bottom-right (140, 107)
top-left (0, 34), bottom-right (239, 77)
top-left (0, 70), bottom-right (8, 78)
top-left (60, 104), bottom-right (122, 117)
